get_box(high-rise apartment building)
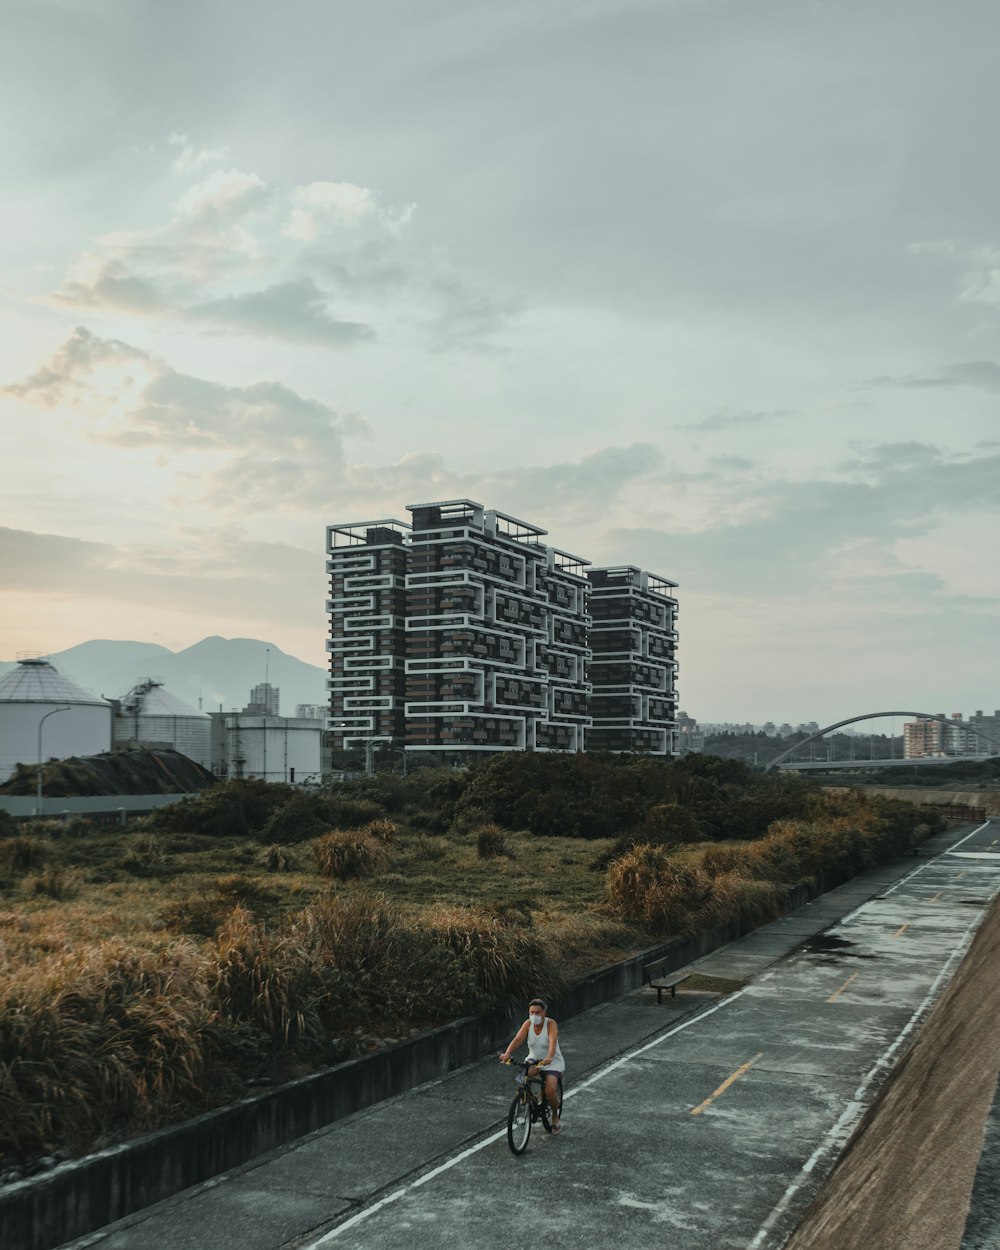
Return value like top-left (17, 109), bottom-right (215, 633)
top-left (403, 500), bottom-right (591, 753)
top-left (586, 566), bottom-right (678, 754)
top-left (325, 499), bottom-right (678, 757)
top-left (326, 519), bottom-right (409, 749)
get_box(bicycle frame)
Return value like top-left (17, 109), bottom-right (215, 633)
top-left (503, 1059), bottom-right (562, 1155)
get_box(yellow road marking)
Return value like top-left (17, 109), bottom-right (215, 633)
top-left (690, 1053), bottom-right (764, 1116)
top-left (929, 891), bottom-right (942, 903)
top-left (893, 922), bottom-right (910, 939)
top-left (827, 971), bottom-right (861, 1003)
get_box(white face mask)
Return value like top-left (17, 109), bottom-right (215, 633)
top-left (529, 1012), bottom-right (543, 1026)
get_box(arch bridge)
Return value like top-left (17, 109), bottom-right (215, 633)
top-left (764, 712), bottom-right (1000, 772)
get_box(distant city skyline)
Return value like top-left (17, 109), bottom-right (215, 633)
top-left (2, 3), bottom-right (998, 725)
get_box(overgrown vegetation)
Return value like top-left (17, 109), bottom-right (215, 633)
top-left (0, 754), bottom-right (948, 1169)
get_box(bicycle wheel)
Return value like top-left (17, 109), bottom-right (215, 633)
top-left (507, 1093), bottom-right (531, 1155)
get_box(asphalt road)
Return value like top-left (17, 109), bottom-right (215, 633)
top-left (64, 820), bottom-right (1000, 1250)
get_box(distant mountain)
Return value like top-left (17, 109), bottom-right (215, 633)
top-left (0, 636), bottom-right (326, 715)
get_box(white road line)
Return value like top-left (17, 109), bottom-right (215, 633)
top-left (839, 821), bottom-right (991, 925)
top-left (305, 820), bottom-right (993, 1250)
top-left (746, 897), bottom-right (996, 1250)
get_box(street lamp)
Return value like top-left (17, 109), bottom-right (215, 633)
top-left (36, 706), bottom-right (71, 817)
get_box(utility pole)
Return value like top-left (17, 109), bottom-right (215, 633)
top-left (36, 706), bottom-right (71, 817)
top-left (262, 647), bottom-right (270, 783)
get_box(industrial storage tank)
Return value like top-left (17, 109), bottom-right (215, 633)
top-left (0, 658), bottom-right (112, 782)
top-left (221, 715), bottom-right (322, 784)
top-left (114, 679), bottom-right (212, 769)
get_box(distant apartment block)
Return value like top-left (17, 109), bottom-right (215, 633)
top-left (244, 682), bottom-right (280, 717)
top-left (325, 499), bottom-right (678, 758)
top-left (904, 711), bottom-right (1000, 759)
top-left (676, 710), bottom-right (705, 754)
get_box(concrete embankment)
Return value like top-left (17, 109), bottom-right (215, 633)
top-left (784, 890), bottom-right (1000, 1250)
top-left (860, 786), bottom-right (1000, 817)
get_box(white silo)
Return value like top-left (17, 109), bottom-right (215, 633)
top-left (114, 679), bottom-right (212, 769)
top-left (0, 658), bottom-right (112, 783)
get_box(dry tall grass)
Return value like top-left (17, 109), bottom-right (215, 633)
top-left (607, 846), bottom-right (784, 934)
top-left (312, 830), bottom-right (391, 879)
top-left (0, 938), bottom-right (213, 1163)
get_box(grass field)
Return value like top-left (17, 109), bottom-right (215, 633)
top-left (0, 819), bottom-right (648, 981)
top-left (0, 777), bottom-right (942, 1168)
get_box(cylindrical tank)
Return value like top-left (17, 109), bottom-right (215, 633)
top-left (0, 659), bottom-right (112, 782)
top-left (222, 716), bottom-right (322, 784)
top-left (114, 680), bottom-right (212, 769)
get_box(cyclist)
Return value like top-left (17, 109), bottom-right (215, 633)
top-left (500, 997), bottom-right (565, 1133)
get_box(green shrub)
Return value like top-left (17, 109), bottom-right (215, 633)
top-left (0, 836), bottom-right (49, 875)
top-left (642, 802), bottom-right (703, 844)
top-left (0, 809), bottom-right (19, 837)
top-left (149, 780), bottom-right (292, 838)
top-left (323, 796), bottom-right (385, 829)
top-left (258, 792), bottom-right (332, 843)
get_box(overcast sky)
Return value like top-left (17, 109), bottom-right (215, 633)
top-left (2, 0), bottom-right (998, 724)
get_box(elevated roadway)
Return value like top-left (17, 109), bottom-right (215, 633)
top-left (64, 821), bottom-right (1000, 1250)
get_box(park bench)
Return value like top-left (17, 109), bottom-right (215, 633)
top-left (643, 957), bottom-right (690, 1004)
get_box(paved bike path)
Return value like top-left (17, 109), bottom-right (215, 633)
top-left (63, 821), bottom-right (999, 1250)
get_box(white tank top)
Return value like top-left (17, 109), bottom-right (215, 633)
top-left (526, 1016), bottom-right (565, 1072)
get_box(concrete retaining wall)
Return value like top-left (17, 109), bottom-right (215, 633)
top-left (858, 786), bottom-right (1000, 818)
top-left (0, 873), bottom-right (842, 1250)
top-left (0, 794), bottom-right (197, 819)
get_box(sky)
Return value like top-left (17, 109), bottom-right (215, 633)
top-left (1, 0), bottom-right (998, 725)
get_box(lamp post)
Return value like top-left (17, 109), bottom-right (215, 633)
top-left (36, 706), bottom-right (71, 817)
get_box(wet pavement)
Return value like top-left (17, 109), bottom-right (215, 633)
top-left (62, 820), bottom-right (1000, 1250)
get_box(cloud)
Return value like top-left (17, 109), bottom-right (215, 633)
top-left (174, 168), bottom-right (269, 223)
top-left (284, 181), bottom-right (377, 239)
top-left (42, 146), bottom-right (518, 352)
top-left (425, 278), bottom-right (524, 353)
top-left (864, 360), bottom-right (1000, 393)
top-left (608, 442), bottom-right (1000, 598)
top-left (53, 255), bottom-right (173, 313)
top-left (5, 328), bottom-right (367, 504)
top-left (0, 525), bottom-right (319, 627)
top-left (189, 277), bottom-right (373, 345)
top-left (687, 409), bottom-right (792, 432)
top-left (167, 132), bottom-right (232, 174)
top-left (908, 240), bottom-right (1000, 312)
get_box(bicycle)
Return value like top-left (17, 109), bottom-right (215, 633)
top-left (500, 1058), bottom-right (564, 1155)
